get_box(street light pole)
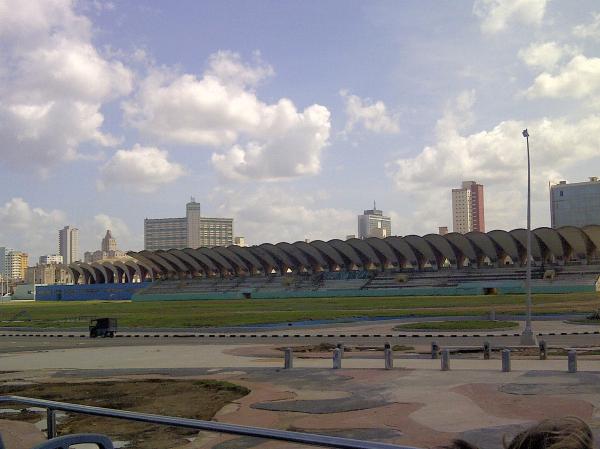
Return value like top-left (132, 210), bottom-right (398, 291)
top-left (520, 129), bottom-right (536, 345)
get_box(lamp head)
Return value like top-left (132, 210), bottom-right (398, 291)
top-left (522, 129), bottom-right (529, 138)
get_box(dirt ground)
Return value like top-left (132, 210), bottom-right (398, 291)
top-left (0, 380), bottom-right (249, 449)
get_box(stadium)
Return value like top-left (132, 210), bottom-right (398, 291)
top-left (37, 225), bottom-right (600, 301)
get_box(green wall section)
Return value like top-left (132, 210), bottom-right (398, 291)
top-left (131, 283), bottom-right (596, 302)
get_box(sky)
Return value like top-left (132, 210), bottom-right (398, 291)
top-left (2, 0), bottom-right (600, 261)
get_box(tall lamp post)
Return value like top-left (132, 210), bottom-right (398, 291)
top-left (520, 129), bottom-right (536, 345)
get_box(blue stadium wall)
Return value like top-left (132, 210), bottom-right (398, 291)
top-left (36, 283), bottom-right (148, 301)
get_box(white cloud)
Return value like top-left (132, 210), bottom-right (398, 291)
top-left (525, 54), bottom-right (600, 99)
top-left (473, 0), bottom-right (547, 34)
top-left (0, 198), bottom-right (66, 260)
top-left (123, 51), bottom-right (331, 181)
top-left (388, 92), bottom-right (600, 232)
top-left (0, 0), bottom-right (133, 170)
top-left (340, 90), bottom-right (400, 134)
top-left (573, 12), bottom-right (600, 40)
top-left (518, 42), bottom-right (575, 71)
top-left (214, 187), bottom-right (355, 244)
top-left (99, 145), bottom-right (186, 193)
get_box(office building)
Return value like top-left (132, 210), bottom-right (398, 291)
top-left (101, 230), bottom-right (117, 252)
top-left (39, 254), bottom-right (63, 265)
top-left (84, 229), bottom-right (127, 263)
top-left (59, 226), bottom-right (79, 264)
top-left (358, 202), bottom-right (392, 239)
top-left (6, 251), bottom-right (28, 281)
top-left (0, 247), bottom-right (12, 279)
top-left (452, 181), bottom-right (485, 234)
top-left (550, 177), bottom-right (600, 228)
top-left (144, 199), bottom-right (234, 250)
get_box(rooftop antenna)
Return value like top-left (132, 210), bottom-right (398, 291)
top-left (374, 200), bottom-right (376, 210)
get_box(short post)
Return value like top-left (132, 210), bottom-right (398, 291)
top-left (502, 349), bottom-right (511, 372)
top-left (284, 348), bottom-right (293, 369)
top-left (483, 341), bottom-right (492, 360)
top-left (441, 349), bottom-right (450, 371)
top-left (568, 350), bottom-right (577, 373)
top-left (336, 342), bottom-right (344, 359)
top-left (47, 408), bottom-right (57, 439)
top-left (431, 342), bottom-right (439, 359)
top-left (384, 342), bottom-right (391, 350)
top-left (539, 340), bottom-right (547, 360)
top-left (333, 348), bottom-right (342, 369)
top-left (384, 348), bottom-right (393, 370)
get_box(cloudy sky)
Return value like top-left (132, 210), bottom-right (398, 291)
top-left (2, 0), bottom-right (600, 260)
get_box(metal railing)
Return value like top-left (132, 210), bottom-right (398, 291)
top-left (0, 395), bottom-right (417, 449)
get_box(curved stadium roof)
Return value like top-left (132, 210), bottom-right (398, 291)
top-left (68, 226), bottom-right (600, 284)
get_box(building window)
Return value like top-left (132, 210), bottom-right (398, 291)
top-left (560, 191), bottom-right (563, 197)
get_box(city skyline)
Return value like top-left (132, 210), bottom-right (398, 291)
top-left (2, 1), bottom-right (600, 261)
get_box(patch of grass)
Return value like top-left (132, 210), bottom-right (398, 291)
top-left (0, 292), bottom-right (598, 328)
top-left (0, 380), bottom-right (249, 449)
top-left (393, 320), bottom-right (519, 331)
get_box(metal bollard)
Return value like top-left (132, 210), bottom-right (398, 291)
top-left (441, 349), bottom-right (450, 371)
top-left (384, 348), bottom-right (393, 370)
top-left (539, 340), bottom-right (547, 360)
top-left (502, 349), bottom-right (511, 372)
top-left (568, 350), bottom-right (577, 373)
top-left (336, 342), bottom-right (344, 359)
top-left (483, 341), bottom-right (492, 360)
top-left (333, 348), bottom-right (342, 369)
top-left (431, 342), bottom-right (440, 359)
top-left (284, 348), bottom-right (293, 369)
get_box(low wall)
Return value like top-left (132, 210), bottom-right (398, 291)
top-left (36, 283), bottom-right (148, 301)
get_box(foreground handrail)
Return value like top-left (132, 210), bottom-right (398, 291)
top-left (0, 395), bottom-right (417, 449)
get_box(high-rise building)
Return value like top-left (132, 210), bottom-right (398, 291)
top-left (358, 202), bottom-right (392, 239)
top-left (550, 177), bottom-right (600, 228)
top-left (0, 247), bottom-right (12, 279)
top-left (39, 254), bottom-right (63, 265)
top-left (452, 181), bottom-right (485, 234)
top-left (438, 226), bottom-right (449, 235)
top-left (144, 199), bottom-right (234, 250)
top-left (234, 236), bottom-right (246, 247)
top-left (101, 230), bottom-right (117, 252)
top-left (6, 251), bottom-right (28, 280)
top-left (59, 226), bottom-right (79, 264)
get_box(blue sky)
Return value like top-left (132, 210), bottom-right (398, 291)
top-left (2, 0), bottom-right (600, 260)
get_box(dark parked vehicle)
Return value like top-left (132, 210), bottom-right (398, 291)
top-left (89, 318), bottom-right (117, 338)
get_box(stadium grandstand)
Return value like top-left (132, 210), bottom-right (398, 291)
top-left (36, 226), bottom-right (600, 301)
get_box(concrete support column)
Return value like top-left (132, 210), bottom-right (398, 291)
top-left (441, 349), bottom-right (450, 371)
top-left (502, 349), bottom-right (511, 372)
top-left (284, 348), bottom-right (293, 369)
top-left (568, 350), bottom-right (577, 373)
top-left (333, 348), bottom-right (342, 369)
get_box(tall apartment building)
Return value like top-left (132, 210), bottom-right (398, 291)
top-left (550, 177), bottom-right (600, 228)
top-left (358, 203), bottom-right (392, 239)
top-left (6, 251), bottom-right (28, 281)
top-left (39, 254), bottom-right (63, 265)
top-left (59, 226), bottom-right (79, 264)
top-left (0, 247), bottom-right (12, 279)
top-left (452, 181), bottom-right (485, 234)
top-left (144, 199), bottom-right (234, 250)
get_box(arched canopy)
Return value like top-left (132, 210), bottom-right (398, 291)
top-left (197, 247), bottom-right (233, 274)
top-left (583, 225), bottom-right (600, 258)
top-left (156, 250), bottom-right (189, 273)
top-left (509, 229), bottom-right (543, 262)
top-left (227, 245), bottom-right (263, 274)
top-left (423, 234), bottom-right (457, 267)
top-left (293, 241), bottom-right (329, 270)
top-left (260, 243), bottom-right (294, 272)
top-left (403, 235), bottom-right (437, 268)
top-left (91, 262), bottom-right (109, 284)
top-left (533, 227), bottom-right (565, 260)
top-left (182, 248), bottom-right (218, 274)
top-left (384, 236), bottom-right (418, 268)
top-left (556, 226), bottom-right (589, 260)
top-left (114, 260), bottom-right (136, 283)
top-left (345, 238), bottom-right (382, 268)
top-left (99, 262), bottom-right (118, 283)
top-left (247, 246), bottom-right (278, 273)
top-left (126, 258), bottom-right (153, 281)
top-left (212, 246), bottom-right (250, 274)
top-left (139, 250), bottom-right (176, 274)
top-left (68, 263), bottom-right (86, 284)
top-left (310, 240), bottom-right (345, 269)
top-left (276, 242), bottom-right (311, 271)
top-left (168, 249), bottom-right (203, 274)
top-left (465, 231), bottom-right (498, 264)
top-left (365, 237), bottom-right (399, 267)
top-left (444, 233), bottom-right (477, 265)
top-left (487, 230), bottom-right (519, 261)
top-left (79, 263), bottom-right (99, 284)
top-left (327, 239), bottom-right (363, 268)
